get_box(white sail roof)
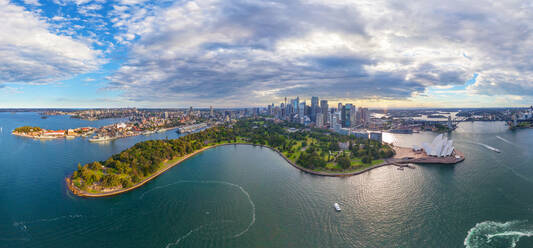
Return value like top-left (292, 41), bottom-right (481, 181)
top-left (423, 134), bottom-right (454, 157)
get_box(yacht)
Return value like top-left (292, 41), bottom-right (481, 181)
top-left (334, 203), bottom-right (341, 212)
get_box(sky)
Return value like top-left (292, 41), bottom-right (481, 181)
top-left (0, 0), bottom-right (532, 108)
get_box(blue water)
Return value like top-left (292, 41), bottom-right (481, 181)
top-left (1, 112), bottom-right (533, 247)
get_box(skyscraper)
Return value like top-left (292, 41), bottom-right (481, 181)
top-left (357, 107), bottom-right (369, 126)
top-left (320, 100), bottom-right (328, 125)
top-left (341, 104), bottom-right (352, 128)
top-left (291, 97), bottom-right (299, 115)
top-left (298, 101), bottom-right (306, 124)
top-left (316, 112), bottom-right (324, 127)
top-left (311, 96), bottom-right (319, 122)
top-left (209, 106), bottom-right (213, 117)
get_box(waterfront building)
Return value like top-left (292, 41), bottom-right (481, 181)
top-left (338, 127), bottom-right (350, 135)
top-left (422, 134), bottom-right (454, 157)
top-left (353, 131), bottom-right (368, 139)
top-left (43, 130), bottom-right (66, 136)
top-left (369, 132), bottom-right (382, 143)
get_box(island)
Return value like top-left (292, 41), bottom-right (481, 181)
top-left (67, 119), bottom-right (396, 197)
top-left (12, 126), bottom-right (94, 139)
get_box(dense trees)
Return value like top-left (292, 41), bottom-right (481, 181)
top-left (14, 126), bottom-right (42, 133)
top-left (71, 118), bottom-right (395, 191)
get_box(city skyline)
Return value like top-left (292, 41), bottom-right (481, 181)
top-left (1, 0), bottom-right (532, 108)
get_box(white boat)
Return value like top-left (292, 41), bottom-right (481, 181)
top-left (142, 130), bottom-right (156, 135)
top-left (334, 203), bottom-right (341, 212)
top-left (479, 143), bottom-right (501, 153)
top-left (89, 136), bottom-right (116, 142)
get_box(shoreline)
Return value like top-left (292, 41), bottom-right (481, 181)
top-left (66, 143), bottom-right (395, 197)
top-left (67, 143), bottom-right (466, 198)
top-left (12, 132), bottom-right (62, 140)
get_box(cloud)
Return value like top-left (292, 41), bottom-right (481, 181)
top-left (109, 0), bottom-right (533, 106)
top-left (22, 0), bottom-right (41, 6)
top-left (0, 0), bottom-right (101, 84)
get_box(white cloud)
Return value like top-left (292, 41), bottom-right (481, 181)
top-left (22, 0), bottom-right (41, 6)
top-left (0, 0), bottom-right (101, 84)
top-left (105, 0), bottom-right (533, 105)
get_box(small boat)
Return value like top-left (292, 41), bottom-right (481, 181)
top-left (479, 143), bottom-right (501, 153)
top-left (334, 203), bottom-right (341, 212)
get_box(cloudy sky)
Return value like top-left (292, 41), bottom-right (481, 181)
top-left (0, 0), bottom-right (532, 108)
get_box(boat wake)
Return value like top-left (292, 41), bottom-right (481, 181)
top-left (165, 225), bottom-right (204, 248)
top-left (464, 220), bottom-right (533, 248)
top-left (139, 180), bottom-right (256, 246)
top-left (477, 143), bottom-right (501, 153)
top-left (13, 214), bottom-right (84, 233)
top-left (496, 136), bottom-right (513, 145)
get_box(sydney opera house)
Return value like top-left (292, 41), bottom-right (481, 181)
top-left (422, 134), bottom-right (454, 157)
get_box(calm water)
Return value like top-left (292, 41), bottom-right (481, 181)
top-left (1, 113), bottom-right (533, 248)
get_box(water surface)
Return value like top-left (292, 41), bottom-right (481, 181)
top-left (1, 113), bottom-right (533, 247)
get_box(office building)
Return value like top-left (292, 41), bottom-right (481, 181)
top-left (320, 100), bottom-right (328, 125)
top-left (316, 112), bottom-right (324, 127)
top-left (341, 104), bottom-right (353, 128)
top-left (311, 96), bottom-right (319, 122)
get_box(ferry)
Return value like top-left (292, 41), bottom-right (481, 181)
top-left (334, 203), bottom-right (341, 212)
top-left (142, 130), bottom-right (156, 135)
top-left (89, 136), bottom-right (116, 142)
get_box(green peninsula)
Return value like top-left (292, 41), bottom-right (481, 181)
top-left (68, 119), bottom-right (394, 196)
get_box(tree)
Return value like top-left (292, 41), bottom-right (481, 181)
top-left (362, 155), bottom-right (372, 164)
top-left (337, 154), bottom-right (351, 170)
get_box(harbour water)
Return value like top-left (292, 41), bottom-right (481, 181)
top-left (1, 113), bottom-right (533, 247)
